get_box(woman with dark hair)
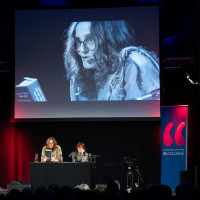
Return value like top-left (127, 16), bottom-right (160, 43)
top-left (41, 137), bottom-right (63, 162)
top-left (63, 21), bottom-right (159, 101)
top-left (71, 141), bottom-right (89, 162)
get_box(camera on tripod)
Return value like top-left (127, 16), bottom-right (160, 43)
top-left (123, 157), bottom-right (144, 191)
top-left (123, 157), bottom-right (138, 169)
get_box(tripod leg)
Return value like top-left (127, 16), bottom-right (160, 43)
top-left (127, 171), bottom-right (134, 192)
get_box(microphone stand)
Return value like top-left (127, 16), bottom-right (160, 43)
top-left (135, 168), bottom-right (144, 184)
top-left (89, 154), bottom-right (101, 162)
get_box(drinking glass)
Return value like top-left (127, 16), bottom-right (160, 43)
top-left (34, 153), bottom-right (39, 162)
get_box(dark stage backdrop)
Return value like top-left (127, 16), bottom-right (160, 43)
top-left (0, 73), bottom-right (161, 189)
top-left (0, 121), bottom-right (161, 189)
top-left (21, 120), bottom-right (161, 188)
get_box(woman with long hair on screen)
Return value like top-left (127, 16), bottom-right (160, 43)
top-left (41, 137), bottom-right (63, 162)
top-left (63, 21), bottom-right (159, 101)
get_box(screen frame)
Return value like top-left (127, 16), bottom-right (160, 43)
top-left (12, 2), bottom-right (163, 123)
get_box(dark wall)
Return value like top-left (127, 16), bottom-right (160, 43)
top-left (162, 0), bottom-right (200, 169)
top-left (17, 120), bottom-right (161, 188)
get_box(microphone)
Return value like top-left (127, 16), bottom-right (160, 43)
top-left (68, 152), bottom-right (74, 157)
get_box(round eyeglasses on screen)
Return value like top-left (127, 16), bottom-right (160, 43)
top-left (73, 37), bottom-right (96, 52)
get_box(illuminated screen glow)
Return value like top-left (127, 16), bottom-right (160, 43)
top-left (14, 6), bottom-right (160, 120)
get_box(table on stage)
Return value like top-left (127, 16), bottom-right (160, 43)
top-left (29, 162), bottom-right (96, 189)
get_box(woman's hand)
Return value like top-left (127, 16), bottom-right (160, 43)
top-left (50, 156), bottom-right (58, 162)
top-left (41, 156), bottom-right (48, 162)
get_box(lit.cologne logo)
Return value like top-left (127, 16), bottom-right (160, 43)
top-left (163, 122), bottom-right (185, 146)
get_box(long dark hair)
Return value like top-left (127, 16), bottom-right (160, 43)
top-left (63, 21), bottom-right (135, 98)
top-left (76, 141), bottom-right (86, 153)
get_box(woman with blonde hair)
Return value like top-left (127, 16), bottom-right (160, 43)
top-left (41, 137), bottom-right (63, 162)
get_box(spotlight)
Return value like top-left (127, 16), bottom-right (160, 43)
top-left (186, 73), bottom-right (198, 85)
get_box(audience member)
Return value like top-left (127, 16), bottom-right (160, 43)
top-left (75, 184), bottom-right (90, 191)
top-left (175, 182), bottom-right (193, 199)
top-left (2, 181), bottom-right (200, 200)
top-left (192, 186), bottom-right (200, 200)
